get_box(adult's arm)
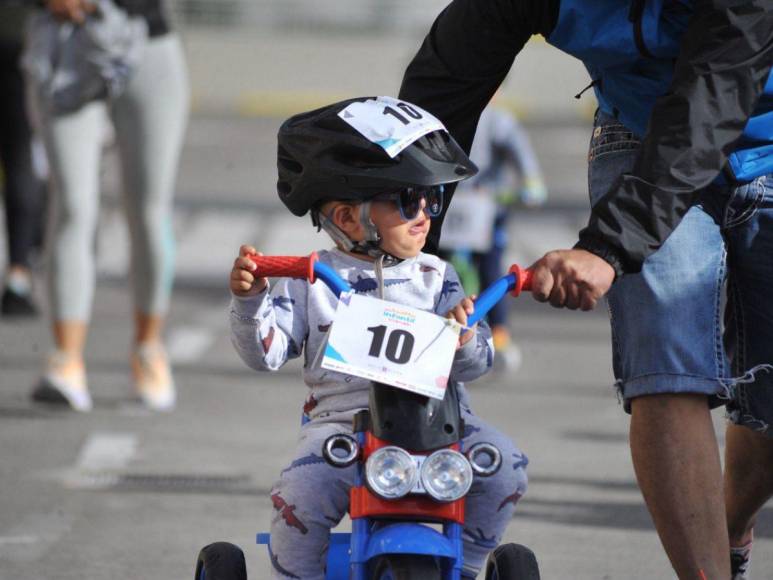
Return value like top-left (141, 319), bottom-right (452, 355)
top-left (576, 0), bottom-right (773, 274)
top-left (398, 0), bottom-right (559, 252)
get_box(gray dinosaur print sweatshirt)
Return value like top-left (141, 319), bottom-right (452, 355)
top-left (230, 248), bottom-right (494, 422)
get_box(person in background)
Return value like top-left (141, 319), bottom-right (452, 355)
top-left (0, 0), bottom-right (47, 317)
top-left (27, 0), bottom-right (189, 412)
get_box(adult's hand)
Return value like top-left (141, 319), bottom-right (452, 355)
top-left (529, 249), bottom-right (615, 311)
top-left (46, 0), bottom-right (95, 23)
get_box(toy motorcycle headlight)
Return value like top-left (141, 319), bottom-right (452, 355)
top-left (365, 446), bottom-right (418, 499)
top-left (420, 449), bottom-right (473, 502)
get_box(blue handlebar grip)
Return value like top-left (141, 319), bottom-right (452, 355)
top-left (313, 261), bottom-right (352, 298)
top-left (463, 273), bottom-right (516, 332)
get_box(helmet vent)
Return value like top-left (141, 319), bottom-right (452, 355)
top-left (279, 157), bottom-right (303, 174)
top-left (333, 145), bottom-right (394, 169)
top-left (278, 144), bottom-right (303, 174)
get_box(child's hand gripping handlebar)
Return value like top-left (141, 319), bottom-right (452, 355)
top-left (247, 253), bottom-right (533, 329)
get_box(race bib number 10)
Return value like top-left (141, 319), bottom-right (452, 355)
top-left (338, 96), bottom-right (446, 158)
top-left (321, 293), bottom-right (461, 400)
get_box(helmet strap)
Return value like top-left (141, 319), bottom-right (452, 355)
top-left (317, 202), bottom-right (402, 266)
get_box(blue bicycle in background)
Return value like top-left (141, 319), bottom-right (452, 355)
top-left (195, 253), bottom-right (539, 580)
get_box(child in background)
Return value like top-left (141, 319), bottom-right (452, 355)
top-left (440, 102), bottom-right (547, 366)
top-left (229, 97), bottom-right (529, 579)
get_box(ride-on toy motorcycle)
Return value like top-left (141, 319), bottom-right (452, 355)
top-left (195, 253), bottom-right (540, 580)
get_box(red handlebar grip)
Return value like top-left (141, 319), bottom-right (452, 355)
top-left (508, 264), bottom-right (533, 296)
top-left (248, 252), bottom-right (318, 283)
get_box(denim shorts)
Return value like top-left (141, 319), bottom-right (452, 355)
top-left (589, 111), bottom-right (773, 435)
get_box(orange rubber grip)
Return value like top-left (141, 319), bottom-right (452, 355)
top-left (248, 252), bottom-right (318, 283)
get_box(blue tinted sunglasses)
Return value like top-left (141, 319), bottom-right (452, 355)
top-left (374, 185), bottom-right (445, 221)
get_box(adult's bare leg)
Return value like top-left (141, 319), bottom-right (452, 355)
top-left (724, 423), bottom-right (773, 546)
top-left (630, 393), bottom-right (729, 579)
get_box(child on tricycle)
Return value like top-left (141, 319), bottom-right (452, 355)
top-left (223, 97), bottom-right (531, 579)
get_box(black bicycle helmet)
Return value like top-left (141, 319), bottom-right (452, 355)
top-left (277, 97), bottom-right (478, 216)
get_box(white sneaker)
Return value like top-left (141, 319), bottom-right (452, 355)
top-left (33, 351), bottom-right (93, 412)
top-left (731, 536), bottom-right (753, 580)
top-left (493, 343), bottom-right (523, 374)
top-left (132, 343), bottom-right (176, 412)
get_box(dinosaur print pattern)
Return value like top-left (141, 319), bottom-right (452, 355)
top-left (440, 279), bottom-right (460, 302)
top-left (463, 423), bottom-right (482, 439)
top-left (497, 490), bottom-right (523, 511)
top-left (271, 492), bottom-right (309, 535)
top-left (348, 274), bottom-right (411, 294)
top-left (303, 394), bottom-right (318, 416)
top-left (272, 295), bottom-right (296, 312)
top-left (261, 327), bottom-right (275, 352)
top-left (280, 453), bottom-right (327, 475)
top-left (512, 452), bottom-right (529, 471)
top-left (463, 527), bottom-right (498, 550)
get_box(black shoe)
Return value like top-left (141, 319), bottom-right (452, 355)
top-left (1, 287), bottom-right (39, 317)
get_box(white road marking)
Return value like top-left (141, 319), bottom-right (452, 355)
top-left (0, 512), bottom-right (74, 562)
top-left (0, 536), bottom-right (38, 545)
top-left (167, 326), bottom-right (216, 364)
top-left (174, 210), bottom-right (263, 282)
top-left (61, 433), bottom-right (137, 489)
top-left (75, 432), bottom-right (138, 472)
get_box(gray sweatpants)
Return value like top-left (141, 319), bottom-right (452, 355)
top-left (268, 405), bottom-right (529, 579)
top-left (34, 34), bottom-right (189, 321)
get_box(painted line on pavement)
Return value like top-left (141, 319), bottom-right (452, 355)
top-left (63, 432), bottom-right (138, 490)
top-left (168, 326), bottom-right (216, 364)
top-left (76, 433), bottom-right (138, 472)
top-left (0, 511), bottom-right (74, 562)
top-left (0, 535), bottom-right (38, 545)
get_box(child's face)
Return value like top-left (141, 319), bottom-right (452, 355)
top-left (369, 197), bottom-right (431, 259)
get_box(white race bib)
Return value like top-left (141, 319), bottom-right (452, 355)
top-left (338, 96), bottom-right (446, 158)
top-left (321, 293), bottom-right (460, 400)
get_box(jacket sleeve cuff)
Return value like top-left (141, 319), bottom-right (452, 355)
top-left (230, 284), bottom-right (271, 319)
top-left (573, 235), bottom-right (627, 281)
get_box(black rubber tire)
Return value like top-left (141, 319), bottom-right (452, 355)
top-left (195, 542), bottom-right (247, 580)
top-left (372, 554), bottom-right (442, 579)
top-left (485, 543), bottom-right (540, 580)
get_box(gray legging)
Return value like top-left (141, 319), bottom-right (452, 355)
top-left (36, 34), bottom-right (188, 321)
